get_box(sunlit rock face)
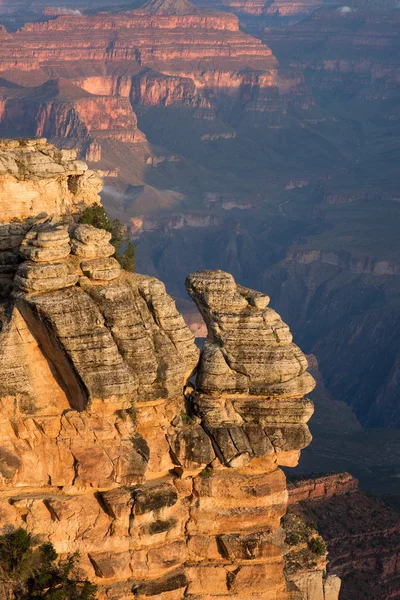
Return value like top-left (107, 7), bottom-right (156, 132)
top-left (0, 137), bottom-right (102, 294)
top-left (0, 137), bottom-right (101, 222)
top-left (186, 270), bottom-right (315, 470)
top-left (0, 140), bottom-right (322, 600)
top-left (0, 0), bottom-right (287, 162)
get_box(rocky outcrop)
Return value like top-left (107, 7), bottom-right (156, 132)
top-left (288, 474), bottom-right (400, 600)
top-left (186, 270), bottom-right (315, 469)
top-left (287, 472), bottom-right (358, 505)
top-left (0, 138), bottom-right (102, 293)
top-left (0, 138), bottom-right (101, 222)
top-left (0, 79), bottom-right (140, 161)
top-left (0, 142), bottom-right (321, 599)
top-left (282, 511), bottom-right (340, 600)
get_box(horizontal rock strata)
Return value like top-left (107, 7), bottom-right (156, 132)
top-left (186, 270), bottom-right (315, 469)
top-left (0, 0), bottom-right (287, 162)
top-left (0, 139), bottom-right (102, 291)
top-left (0, 138), bottom-right (101, 222)
top-left (0, 151), bottom-right (318, 600)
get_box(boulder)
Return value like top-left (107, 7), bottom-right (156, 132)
top-left (71, 225), bottom-right (115, 259)
top-left (70, 239), bottom-right (115, 259)
top-left (81, 257), bottom-right (121, 281)
top-left (19, 225), bottom-right (71, 263)
top-left (20, 242), bottom-right (71, 262)
top-left (186, 270), bottom-right (316, 398)
top-left (74, 224), bottom-right (112, 245)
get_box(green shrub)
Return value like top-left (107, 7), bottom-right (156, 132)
top-left (79, 204), bottom-right (136, 272)
top-left (79, 203), bottom-right (112, 232)
top-left (200, 466), bottom-right (213, 479)
top-left (285, 531), bottom-right (301, 546)
top-left (0, 527), bottom-right (33, 579)
top-left (0, 528), bottom-right (97, 599)
top-left (180, 410), bottom-right (197, 426)
top-left (308, 536), bottom-right (327, 556)
top-left (117, 241), bottom-right (136, 272)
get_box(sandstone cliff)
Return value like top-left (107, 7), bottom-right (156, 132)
top-left (1, 0), bottom-right (399, 439)
top-left (0, 138), bottom-right (102, 297)
top-left (0, 139), bottom-right (336, 600)
top-left (0, 137), bottom-right (101, 222)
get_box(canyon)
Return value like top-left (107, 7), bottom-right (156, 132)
top-left (287, 473), bottom-right (400, 600)
top-left (0, 0), bottom-right (399, 485)
top-left (0, 138), bottom-right (341, 600)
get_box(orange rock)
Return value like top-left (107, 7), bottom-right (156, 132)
top-left (0, 147), bottom-right (319, 599)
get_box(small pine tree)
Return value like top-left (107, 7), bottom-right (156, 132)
top-left (0, 527), bottom-right (33, 579)
top-left (309, 536), bottom-right (327, 556)
top-left (0, 528), bottom-right (97, 600)
top-left (79, 204), bottom-right (112, 233)
top-left (79, 204), bottom-right (136, 273)
top-left (117, 241), bottom-right (136, 272)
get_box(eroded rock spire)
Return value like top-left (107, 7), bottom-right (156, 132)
top-left (186, 269), bottom-right (315, 468)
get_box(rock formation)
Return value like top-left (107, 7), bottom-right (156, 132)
top-left (287, 472), bottom-right (358, 505)
top-left (0, 138), bottom-right (101, 296)
top-left (0, 0), bottom-right (399, 438)
top-left (0, 0), bottom-right (281, 161)
top-left (0, 137), bottom-right (101, 222)
top-left (288, 473), bottom-right (400, 600)
top-left (194, 0), bottom-right (333, 31)
top-left (186, 270), bottom-right (315, 469)
top-left (0, 138), bottom-right (337, 600)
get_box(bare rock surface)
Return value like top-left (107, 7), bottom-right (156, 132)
top-left (0, 138), bottom-right (102, 222)
top-left (71, 224), bottom-right (115, 259)
top-left (81, 257), bottom-right (121, 281)
top-left (186, 270), bottom-right (315, 469)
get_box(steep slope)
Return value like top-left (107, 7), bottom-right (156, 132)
top-left (288, 474), bottom-right (400, 600)
top-left (0, 138), bottom-right (336, 600)
top-left (1, 1), bottom-right (400, 434)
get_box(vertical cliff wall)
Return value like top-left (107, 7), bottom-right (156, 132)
top-left (0, 138), bottom-right (336, 600)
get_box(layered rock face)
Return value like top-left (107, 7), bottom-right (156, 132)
top-left (0, 137), bottom-right (101, 222)
top-left (0, 143), bottom-right (325, 599)
top-left (0, 0), bottom-right (281, 162)
top-left (287, 472), bottom-right (358, 505)
top-left (0, 137), bottom-right (101, 293)
top-left (1, 0), bottom-right (400, 441)
top-left (194, 0), bottom-right (333, 31)
top-left (186, 270), bottom-right (315, 469)
top-left (288, 474), bottom-right (400, 600)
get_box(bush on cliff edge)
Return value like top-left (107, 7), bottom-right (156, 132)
top-left (79, 203), bottom-right (136, 272)
top-left (0, 528), bottom-right (97, 599)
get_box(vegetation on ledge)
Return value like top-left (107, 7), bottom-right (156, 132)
top-left (79, 203), bottom-right (136, 272)
top-left (0, 528), bottom-right (97, 600)
top-left (282, 513), bottom-right (327, 575)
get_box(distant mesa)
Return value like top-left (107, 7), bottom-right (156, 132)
top-left (134, 0), bottom-right (202, 15)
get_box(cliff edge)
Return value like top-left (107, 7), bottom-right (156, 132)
top-left (0, 138), bottom-right (336, 600)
